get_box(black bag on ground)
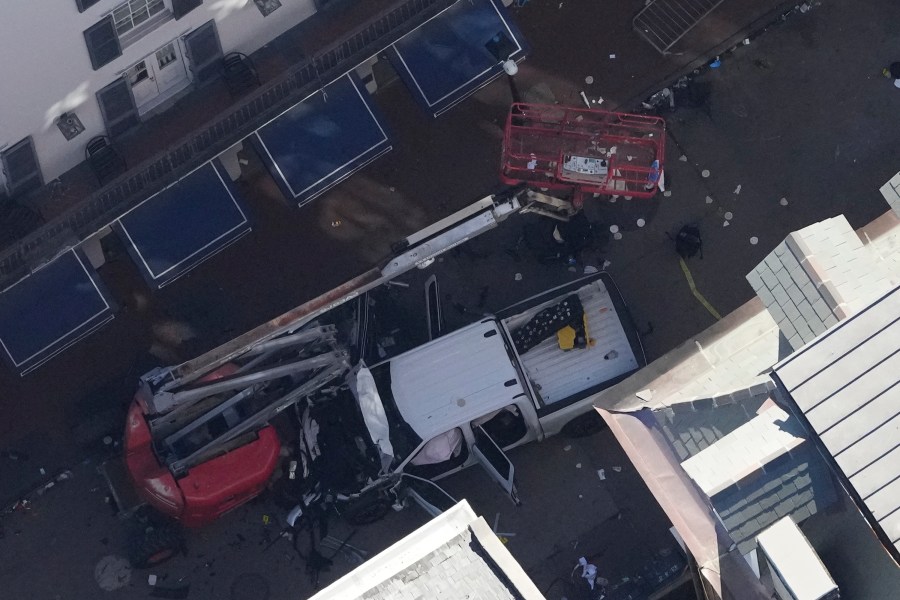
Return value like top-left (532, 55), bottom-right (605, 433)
top-left (675, 225), bottom-right (702, 259)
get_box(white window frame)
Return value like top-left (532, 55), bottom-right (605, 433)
top-left (111, 0), bottom-right (173, 46)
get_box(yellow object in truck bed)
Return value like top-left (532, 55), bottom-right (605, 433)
top-left (557, 313), bottom-right (593, 350)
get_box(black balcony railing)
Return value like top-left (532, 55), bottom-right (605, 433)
top-left (0, 0), bottom-right (457, 291)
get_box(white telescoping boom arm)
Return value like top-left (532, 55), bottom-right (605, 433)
top-left (142, 189), bottom-right (525, 408)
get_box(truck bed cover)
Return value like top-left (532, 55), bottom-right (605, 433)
top-left (500, 274), bottom-right (642, 411)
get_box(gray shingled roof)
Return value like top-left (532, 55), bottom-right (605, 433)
top-left (681, 403), bottom-right (806, 497)
top-left (773, 284), bottom-right (900, 561)
top-left (362, 527), bottom-right (517, 600)
top-left (654, 392), bottom-right (837, 555)
top-left (711, 441), bottom-right (837, 555)
top-left (881, 171), bottom-right (900, 216)
top-left (746, 216), bottom-right (895, 352)
top-left (311, 501), bottom-right (543, 600)
top-left (654, 391), bottom-right (769, 461)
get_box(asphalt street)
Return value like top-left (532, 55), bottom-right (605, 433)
top-left (2, 1), bottom-right (900, 598)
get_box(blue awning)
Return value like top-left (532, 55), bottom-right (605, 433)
top-left (251, 73), bottom-right (392, 207)
top-left (387, 0), bottom-right (528, 117)
top-left (0, 250), bottom-right (116, 376)
top-left (114, 160), bottom-right (252, 288)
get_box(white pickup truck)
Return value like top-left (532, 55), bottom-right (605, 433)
top-left (297, 271), bottom-right (645, 514)
top-left (122, 192), bottom-right (645, 531)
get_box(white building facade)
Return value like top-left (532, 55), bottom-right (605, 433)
top-left (0, 0), bottom-right (324, 195)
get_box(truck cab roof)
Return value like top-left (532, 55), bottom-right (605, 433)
top-left (385, 318), bottom-right (527, 441)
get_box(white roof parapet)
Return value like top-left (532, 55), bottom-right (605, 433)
top-left (310, 500), bottom-right (545, 600)
top-left (681, 403), bottom-right (806, 497)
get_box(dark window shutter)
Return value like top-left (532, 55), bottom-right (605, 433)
top-left (75, 0), bottom-right (103, 11)
top-left (84, 16), bottom-right (122, 70)
top-left (97, 78), bottom-right (140, 138)
top-left (172, 0), bottom-right (203, 19)
top-left (1, 137), bottom-right (44, 199)
top-left (184, 21), bottom-right (223, 84)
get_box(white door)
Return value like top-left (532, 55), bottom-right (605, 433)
top-left (127, 59), bottom-right (157, 109)
top-left (152, 42), bottom-right (188, 96)
top-left (472, 425), bottom-right (521, 505)
top-left (127, 41), bottom-right (190, 114)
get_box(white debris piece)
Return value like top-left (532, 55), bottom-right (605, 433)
top-left (609, 54), bottom-right (616, 59)
top-left (723, 221), bottom-right (731, 227)
top-left (585, 75), bottom-right (594, 84)
top-left (514, 273), bottom-right (523, 281)
top-left (575, 557), bottom-right (599, 590)
top-left (750, 236), bottom-right (759, 245)
top-left (705, 195), bottom-right (714, 204)
top-left (663, 190), bottom-right (672, 197)
top-left (609, 224), bottom-right (619, 233)
top-left (613, 232), bottom-right (623, 240)
top-left (635, 389), bottom-right (653, 402)
top-left (679, 154), bottom-right (688, 162)
top-left (575, 462), bottom-right (582, 469)
top-left (636, 218), bottom-right (646, 227)
top-left (724, 211), bottom-right (734, 220)
top-left (701, 169), bottom-right (710, 178)
top-left (734, 184), bottom-right (742, 194)
top-left (552, 226), bottom-right (564, 243)
top-left (598, 469), bottom-right (606, 480)
top-left (580, 91), bottom-right (591, 108)
top-left (148, 575), bottom-right (158, 586)
top-left (780, 197), bottom-right (789, 206)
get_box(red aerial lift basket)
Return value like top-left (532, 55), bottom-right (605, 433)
top-left (500, 103), bottom-right (666, 200)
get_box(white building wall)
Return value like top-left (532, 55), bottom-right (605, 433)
top-left (0, 0), bottom-right (317, 184)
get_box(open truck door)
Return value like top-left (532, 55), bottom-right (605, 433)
top-left (473, 425), bottom-right (522, 506)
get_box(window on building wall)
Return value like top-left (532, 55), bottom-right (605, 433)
top-left (112, 0), bottom-right (168, 37)
top-left (0, 138), bottom-right (44, 199)
top-left (84, 0), bottom-right (203, 70)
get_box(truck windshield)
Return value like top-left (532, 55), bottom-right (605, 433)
top-left (368, 363), bottom-right (421, 463)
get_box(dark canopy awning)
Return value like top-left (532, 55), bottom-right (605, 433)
top-left (113, 159), bottom-right (251, 288)
top-left (386, 0), bottom-right (528, 117)
top-left (251, 73), bottom-right (392, 207)
top-left (0, 249), bottom-right (116, 376)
